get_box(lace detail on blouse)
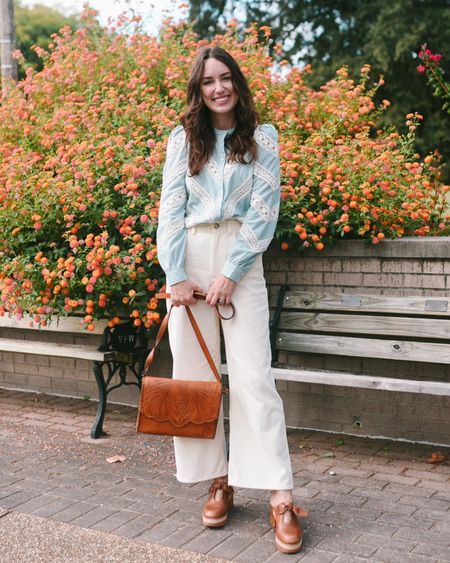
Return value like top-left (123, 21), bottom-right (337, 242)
top-left (171, 130), bottom-right (186, 149)
top-left (205, 157), bottom-right (221, 181)
top-left (255, 128), bottom-right (278, 156)
top-left (270, 204), bottom-right (280, 221)
top-left (223, 176), bottom-right (253, 219)
top-left (164, 158), bottom-right (187, 186)
top-left (240, 222), bottom-right (273, 253)
top-left (254, 161), bottom-right (277, 191)
top-left (250, 193), bottom-right (279, 223)
top-left (158, 217), bottom-right (185, 245)
top-left (160, 190), bottom-right (186, 212)
top-left (186, 175), bottom-right (216, 222)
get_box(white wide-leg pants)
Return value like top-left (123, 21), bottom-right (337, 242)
top-left (167, 220), bottom-right (293, 490)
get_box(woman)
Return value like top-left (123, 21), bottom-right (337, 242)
top-left (156, 46), bottom-right (307, 554)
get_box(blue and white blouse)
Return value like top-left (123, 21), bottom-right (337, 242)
top-left (156, 124), bottom-right (281, 285)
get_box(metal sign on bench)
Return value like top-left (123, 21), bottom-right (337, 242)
top-left (91, 320), bottom-right (149, 439)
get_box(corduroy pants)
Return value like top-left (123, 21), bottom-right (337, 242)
top-left (166, 220), bottom-right (293, 490)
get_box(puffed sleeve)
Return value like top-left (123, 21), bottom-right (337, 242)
top-left (221, 124), bottom-right (281, 282)
top-left (156, 125), bottom-right (189, 286)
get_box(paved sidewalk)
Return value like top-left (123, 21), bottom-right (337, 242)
top-left (1, 388), bottom-right (450, 562)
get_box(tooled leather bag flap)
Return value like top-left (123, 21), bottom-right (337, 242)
top-left (140, 377), bottom-right (222, 427)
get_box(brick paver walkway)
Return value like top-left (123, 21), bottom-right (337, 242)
top-left (1, 388), bottom-right (450, 562)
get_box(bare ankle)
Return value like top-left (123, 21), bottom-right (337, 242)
top-left (270, 490), bottom-right (293, 507)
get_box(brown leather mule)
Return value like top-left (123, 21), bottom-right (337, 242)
top-left (202, 477), bottom-right (234, 528)
top-left (270, 501), bottom-right (309, 554)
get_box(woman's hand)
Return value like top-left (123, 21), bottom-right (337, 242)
top-left (206, 275), bottom-right (236, 307)
top-left (170, 279), bottom-right (204, 306)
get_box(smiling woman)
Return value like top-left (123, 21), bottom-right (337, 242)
top-left (155, 45), bottom-right (308, 554)
top-left (182, 47), bottom-right (259, 177)
top-left (200, 59), bottom-right (239, 126)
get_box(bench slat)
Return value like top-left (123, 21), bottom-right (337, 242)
top-left (271, 367), bottom-right (450, 396)
top-left (278, 312), bottom-right (450, 340)
top-left (270, 291), bottom-right (450, 317)
top-left (0, 338), bottom-right (115, 362)
top-left (276, 333), bottom-right (450, 364)
top-left (221, 363), bottom-right (450, 396)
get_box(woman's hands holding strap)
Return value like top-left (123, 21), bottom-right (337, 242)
top-left (170, 274), bottom-right (236, 309)
top-left (206, 274), bottom-right (236, 307)
top-left (170, 279), bottom-right (204, 306)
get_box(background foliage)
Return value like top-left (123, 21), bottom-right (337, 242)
top-left (14, 0), bottom-right (79, 78)
top-left (189, 0), bottom-right (450, 181)
top-left (0, 11), bottom-right (448, 329)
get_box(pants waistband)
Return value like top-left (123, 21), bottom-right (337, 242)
top-left (187, 219), bottom-right (241, 235)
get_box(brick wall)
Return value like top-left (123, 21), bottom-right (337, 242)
top-left (264, 237), bottom-right (450, 445)
top-left (1, 237), bottom-right (449, 445)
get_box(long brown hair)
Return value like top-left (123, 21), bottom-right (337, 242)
top-left (181, 47), bottom-right (259, 176)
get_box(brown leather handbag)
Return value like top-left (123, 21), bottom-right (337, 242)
top-left (136, 294), bottom-right (232, 439)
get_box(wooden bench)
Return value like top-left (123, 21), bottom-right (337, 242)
top-left (0, 315), bottom-right (148, 438)
top-left (268, 285), bottom-right (450, 396)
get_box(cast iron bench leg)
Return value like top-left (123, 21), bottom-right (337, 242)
top-left (269, 284), bottom-right (288, 364)
top-left (91, 361), bottom-right (107, 438)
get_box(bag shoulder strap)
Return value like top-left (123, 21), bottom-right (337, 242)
top-left (184, 306), bottom-right (221, 383)
top-left (142, 305), bottom-right (172, 373)
top-left (143, 304), bottom-right (221, 385)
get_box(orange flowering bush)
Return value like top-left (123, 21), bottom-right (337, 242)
top-left (0, 12), bottom-right (448, 328)
top-left (273, 65), bottom-right (449, 249)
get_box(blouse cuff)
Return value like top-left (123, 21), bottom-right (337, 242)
top-left (166, 268), bottom-right (188, 287)
top-left (221, 261), bottom-right (244, 284)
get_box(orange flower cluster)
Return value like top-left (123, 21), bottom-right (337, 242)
top-left (0, 12), bottom-right (448, 329)
top-left (268, 67), bottom-right (448, 250)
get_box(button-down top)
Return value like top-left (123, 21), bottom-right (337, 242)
top-left (156, 124), bottom-right (281, 285)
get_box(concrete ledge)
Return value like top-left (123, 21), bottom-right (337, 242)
top-left (267, 237), bottom-right (450, 259)
top-left (0, 314), bottom-right (107, 334)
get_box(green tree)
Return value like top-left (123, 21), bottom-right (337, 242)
top-left (189, 0), bottom-right (228, 37)
top-left (14, 0), bottom-right (79, 76)
top-left (189, 0), bottom-right (450, 179)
